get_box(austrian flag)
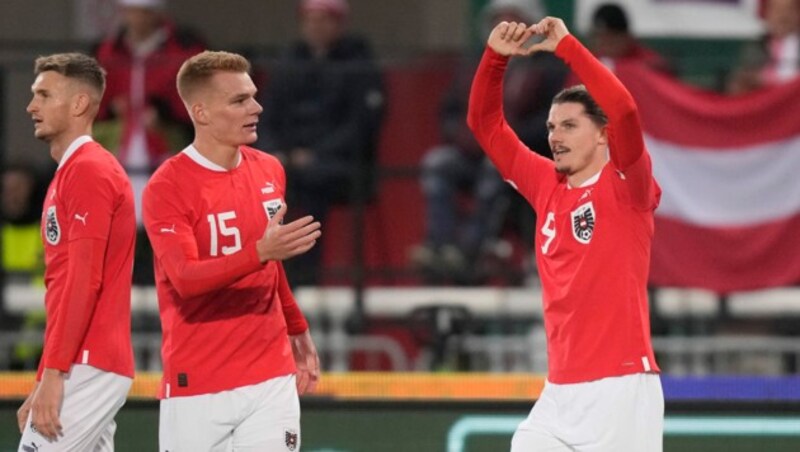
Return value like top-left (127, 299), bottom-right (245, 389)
top-left (613, 63), bottom-right (800, 292)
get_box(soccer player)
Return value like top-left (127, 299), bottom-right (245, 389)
top-left (142, 50), bottom-right (322, 451)
top-left (468, 17), bottom-right (664, 451)
top-left (18, 53), bottom-right (136, 450)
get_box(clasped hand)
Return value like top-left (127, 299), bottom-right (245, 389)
top-left (487, 16), bottom-right (570, 57)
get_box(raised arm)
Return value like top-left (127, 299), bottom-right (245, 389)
top-left (467, 21), bottom-right (556, 206)
top-left (529, 17), bottom-right (655, 208)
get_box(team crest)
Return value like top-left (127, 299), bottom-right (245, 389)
top-left (45, 205), bottom-right (61, 245)
top-left (263, 198), bottom-right (283, 220)
top-left (284, 428), bottom-right (298, 451)
top-left (571, 202), bottom-right (595, 244)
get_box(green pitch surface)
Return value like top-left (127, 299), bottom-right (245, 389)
top-left (1, 401), bottom-right (799, 451)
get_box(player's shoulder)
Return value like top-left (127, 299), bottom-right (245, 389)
top-left (147, 152), bottom-right (187, 187)
top-left (67, 141), bottom-right (125, 177)
top-left (240, 146), bottom-right (283, 168)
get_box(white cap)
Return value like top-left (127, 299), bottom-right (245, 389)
top-left (118, 0), bottom-right (165, 9)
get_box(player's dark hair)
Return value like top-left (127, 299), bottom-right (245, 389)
top-left (552, 85), bottom-right (608, 128)
top-left (177, 51), bottom-right (251, 102)
top-left (34, 53), bottom-right (106, 99)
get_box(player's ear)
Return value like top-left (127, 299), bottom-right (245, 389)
top-left (597, 125), bottom-right (608, 147)
top-left (192, 102), bottom-right (209, 125)
top-left (72, 92), bottom-right (91, 118)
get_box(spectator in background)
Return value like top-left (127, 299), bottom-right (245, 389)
top-left (583, 3), bottom-right (671, 75)
top-left (95, 0), bottom-right (205, 284)
top-left (258, 0), bottom-right (385, 286)
top-left (411, 0), bottom-right (567, 283)
top-left (727, 0), bottom-right (800, 94)
top-left (1, 165), bottom-right (49, 284)
top-left (1, 164), bottom-right (50, 359)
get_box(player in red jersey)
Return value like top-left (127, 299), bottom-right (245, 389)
top-left (18, 53), bottom-right (136, 451)
top-left (468, 18), bottom-right (664, 451)
top-left (142, 50), bottom-right (322, 451)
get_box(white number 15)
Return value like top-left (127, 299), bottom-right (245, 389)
top-left (207, 211), bottom-right (242, 256)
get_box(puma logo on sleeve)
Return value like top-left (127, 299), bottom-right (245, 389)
top-left (160, 224), bottom-right (177, 234)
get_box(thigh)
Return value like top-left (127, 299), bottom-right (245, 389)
top-left (568, 374), bottom-right (663, 452)
top-left (629, 375), bottom-right (664, 452)
top-left (159, 392), bottom-right (236, 452)
top-left (91, 420), bottom-right (116, 452)
top-left (513, 382), bottom-right (573, 452)
top-left (232, 375), bottom-right (300, 452)
top-left (512, 428), bottom-right (573, 452)
top-left (19, 365), bottom-right (131, 452)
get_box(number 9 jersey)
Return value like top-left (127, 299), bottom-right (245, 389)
top-left (468, 35), bottom-right (662, 385)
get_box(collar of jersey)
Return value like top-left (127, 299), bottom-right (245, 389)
top-left (57, 135), bottom-right (93, 170)
top-left (182, 144), bottom-right (242, 172)
top-left (567, 167), bottom-right (603, 189)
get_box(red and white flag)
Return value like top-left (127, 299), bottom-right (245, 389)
top-left (614, 63), bottom-right (800, 292)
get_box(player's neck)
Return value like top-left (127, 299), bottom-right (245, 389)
top-left (49, 124), bottom-right (92, 164)
top-left (192, 139), bottom-right (241, 170)
top-left (567, 157), bottom-right (607, 188)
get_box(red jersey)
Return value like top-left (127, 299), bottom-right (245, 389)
top-left (40, 136), bottom-right (135, 379)
top-left (142, 145), bottom-right (308, 398)
top-left (468, 36), bottom-right (661, 384)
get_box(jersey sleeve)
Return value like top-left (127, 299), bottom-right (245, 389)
top-left (143, 176), bottom-right (263, 300)
top-left (555, 35), bottom-right (658, 210)
top-left (468, 47), bottom-right (557, 209)
top-left (40, 160), bottom-right (118, 374)
top-left (40, 238), bottom-right (106, 374)
top-left (63, 159), bottom-right (118, 241)
top-left (276, 262), bottom-right (309, 335)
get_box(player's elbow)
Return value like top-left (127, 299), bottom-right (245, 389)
top-left (169, 277), bottom-right (204, 300)
top-left (163, 263), bottom-right (203, 299)
top-left (612, 97), bottom-right (639, 121)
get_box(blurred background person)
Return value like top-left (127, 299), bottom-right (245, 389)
top-left (94, 0), bottom-right (206, 285)
top-left (1, 164), bottom-right (49, 285)
top-left (410, 0), bottom-right (567, 284)
top-left (258, 0), bottom-right (385, 287)
top-left (575, 2), bottom-right (672, 83)
top-left (1, 164), bottom-right (50, 366)
top-left (727, 0), bottom-right (800, 94)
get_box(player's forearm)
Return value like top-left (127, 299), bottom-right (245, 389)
top-left (555, 35), bottom-right (644, 169)
top-left (277, 263), bottom-right (309, 334)
top-left (555, 35), bottom-right (637, 122)
top-left (467, 47), bottom-right (525, 174)
top-left (42, 238), bottom-right (105, 373)
top-left (160, 243), bottom-right (263, 299)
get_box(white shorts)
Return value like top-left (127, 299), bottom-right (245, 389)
top-left (18, 364), bottom-right (133, 452)
top-left (159, 374), bottom-right (300, 452)
top-left (511, 373), bottom-right (664, 452)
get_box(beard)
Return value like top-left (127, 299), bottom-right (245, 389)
top-left (554, 162), bottom-right (572, 175)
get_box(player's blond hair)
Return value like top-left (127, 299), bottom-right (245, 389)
top-left (34, 53), bottom-right (106, 103)
top-left (176, 51), bottom-right (251, 102)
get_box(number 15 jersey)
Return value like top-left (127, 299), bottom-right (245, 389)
top-left (143, 145), bottom-right (307, 398)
